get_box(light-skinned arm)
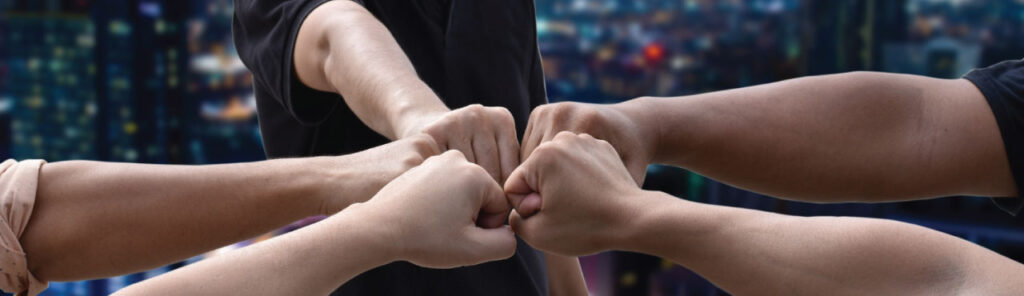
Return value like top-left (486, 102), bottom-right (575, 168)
top-left (293, 1), bottom-right (519, 182)
top-left (521, 72), bottom-right (1015, 204)
top-left (293, 1), bottom-right (584, 289)
top-left (507, 132), bottom-right (1024, 296)
top-left (113, 150), bottom-right (517, 296)
top-left (20, 134), bottom-right (439, 282)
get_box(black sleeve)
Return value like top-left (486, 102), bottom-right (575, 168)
top-left (232, 0), bottom-right (360, 126)
top-left (963, 59), bottom-right (1024, 216)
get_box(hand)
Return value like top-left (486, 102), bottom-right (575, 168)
top-left (315, 133), bottom-right (441, 215)
top-left (400, 104), bottom-right (520, 183)
top-left (505, 132), bottom-right (645, 256)
top-left (357, 150), bottom-right (517, 268)
top-left (522, 101), bottom-right (655, 186)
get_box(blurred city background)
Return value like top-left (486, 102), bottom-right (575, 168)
top-left (1, 0), bottom-right (1023, 295)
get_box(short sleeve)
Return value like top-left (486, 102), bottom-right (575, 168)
top-left (232, 0), bottom-right (356, 126)
top-left (0, 159), bottom-right (47, 296)
top-left (963, 59), bottom-right (1024, 216)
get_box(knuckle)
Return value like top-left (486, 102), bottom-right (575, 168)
top-left (442, 149), bottom-right (467, 161)
top-left (571, 107), bottom-right (602, 130)
top-left (532, 143), bottom-right (564, 161)
top-left (464, 104), bottom-right (486, 116)
top-left (548, 104), bottom-right (569, 122)
top-left (402, 153), bottom-right (427, 168)
top-left (457, 164), bottom-right (491, 185)
top-left (553, 130), bottom-right (577, 141)
top-left (531, 105), bottom-right (551, 119)
top-left (411, 134), bottom-right (439, 152)
top-left (491, 107), bottom-right (515, 125)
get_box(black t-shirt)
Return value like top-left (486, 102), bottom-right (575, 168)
top-left (964, 59), bottom-right (1024, 215)
top-left (233, 0), bottom-right (549, 295)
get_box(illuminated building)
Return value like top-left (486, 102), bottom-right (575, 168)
top-left (2, 6), bottom-right (98, 160)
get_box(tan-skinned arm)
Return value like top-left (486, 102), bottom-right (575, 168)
top-left (522, 72), bottom-right (1016, 204)
top-left (293, 1), bottom-right (584, 289)
top-left (509, 132), bottom-right (1024, 296)
top-left (622, 193), bottom-right (1024, 296)
top-left (20, 135), bottom-right (438, 282)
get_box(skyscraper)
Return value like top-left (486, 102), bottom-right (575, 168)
top-left (3, 6), bottom-right (98, 160)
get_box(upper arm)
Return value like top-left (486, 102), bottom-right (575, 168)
top-left (918, 77), bottom-right (1016, 197)
top-left (293, 0), bottom-right (373, 93)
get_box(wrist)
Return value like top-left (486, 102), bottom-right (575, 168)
top-left (272, 157), bottom-right (336, 217)
top-left (617, 191), bottom-right (708, 255)
top-left (333, 202), bottom-right (404, 265)
top-left (305, 156), bottom-right (357, 215)
top-left (616, 97), bottom-right (662, 164)
top-left (388, 89), bottom-right (449, 139)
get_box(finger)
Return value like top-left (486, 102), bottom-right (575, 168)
top-left (477, 174), bottom-right (512, 229)
top-left (503, 160), bottom-right (537, 211)
top-left (514, 192), bottom-right (542, 218)
top-left (625, 157), bottom-right (648, 186)
top-left (432, 149), bottom-right (468, 165)
top-left (539, 128), bottom-right (559, 148)
top-left (509, 210), bottom-right (527, 236)
top-left (441, 121), bottom-right (476, 164)
top-left (472, 133), bottom-right (502, 182)
top-left (409, 133), bottom-right (442, 158)
top-left (553, 130), bottom-right (579, 142)
top-left (521, 107), bottom-right (544, 162)
top-left (451, 139), bottom-right (476, 164)
top-left (509, 210), bottom-right (543, 245)
top-left (494, 113), bottom-right (520, 183)
top-left (464, 225), bottom-right (517, 262)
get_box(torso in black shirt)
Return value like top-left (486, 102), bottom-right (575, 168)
top-left (233, 0), bottom-right (549, 295)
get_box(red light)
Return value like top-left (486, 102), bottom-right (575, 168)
top-left (643, 43), bottom-right (665, 63)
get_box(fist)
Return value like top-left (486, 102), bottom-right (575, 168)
top-left (522, 102), bottom-right (655, 186)
top-left (505, 132), bottom-right (644, 256)
top-left (404, 104), bottom-right (520, 183)
top-left (360, 150), bottom-right (517, 268)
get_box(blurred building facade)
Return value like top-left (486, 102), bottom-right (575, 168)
top-left (3, 0), bottom-right (1024, 295)
top-left (0, 0), bottom-right (261, 166)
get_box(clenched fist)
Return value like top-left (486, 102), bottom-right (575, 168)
top-left (505, 132), bottom-right (646, 256)
top-left (357, 150), bottom-right (517, 268)
top-left (400, 104), bottom-right (520, 183)
top-left (521, 102), bottom-right (656, 186)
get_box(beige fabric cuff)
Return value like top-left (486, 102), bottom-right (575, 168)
top-left (0, 159), bottom-right (48, 296)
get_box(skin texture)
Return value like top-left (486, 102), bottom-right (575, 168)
top-left (520, 72), bottom-right (1016, 206)
top-left (507, 132), bottom-right (1024, 296)
top-left (113, 151), bottom-right (517, 296)
top-left (293, 1), bottom-right (585, 293)
top-left (20, 134), bottom-right (439, 282)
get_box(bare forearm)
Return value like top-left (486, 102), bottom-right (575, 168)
top-left (544, 253), bottom-right (587, 296)
top-left (628, 72), bottom-right (1014, 201)
top-left (21, 157), bottom-right (347, 281)
top-left (114, 205), bottom-right (392, 296)
top-left (296, 1), bottom-right (448, 140)
top-left (624, 191), bottom-right (1020, 295)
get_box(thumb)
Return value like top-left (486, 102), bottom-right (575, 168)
top-left (504, 162), bottom-right (541, 216)
top-left (625, 156), bottom-right (648, 186)
top-left (464, 225), bottom-right (517, 262)
top-left (509, 209), bottom-right (541, 241)
top-left (509, 192), bottom-right (542, 218)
